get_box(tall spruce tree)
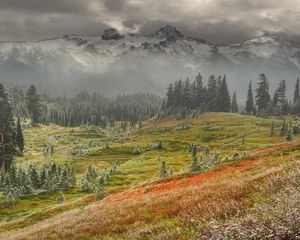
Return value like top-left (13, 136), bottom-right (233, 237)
top-left (166, 84), bottom-right (174, 109)
top-left (216, 76), bottom-right (231, 112)
top-left (15, 117), bottom-right (24, 156)
top-left (0, 83), bottom-right (16, 171)
top-left (246, 81), bottom-right (255, 115)
top-left (182, 78), bottom-right (191, 108)
top-left (255, 74), bottom-right (270, 112)
top-left (194, 73), bottom-right (204, 109)
top-left (26, 85), bottom-right (42, 126)
top-left (173, 80), bottom-right (183, 108)
top-left (206, 75), bottom-right (217, 111)
top-left (294, 78), bottom-right (300, 104)
top-left (272, 90), bottom-right (279, 106)
top-left (231, 91), bottom-right (239, 113)
top-left (277, 80), bottom-right (286, 107)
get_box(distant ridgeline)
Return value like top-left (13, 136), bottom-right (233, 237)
top-left (161, 73), bottom-right (300, 119)
top-left (10, 88), bottom-right (162, 127)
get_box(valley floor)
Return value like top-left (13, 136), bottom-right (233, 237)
top-left (1, 113), bottom-right (300, 239)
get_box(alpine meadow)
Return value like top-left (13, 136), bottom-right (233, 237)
top-left (1, 1), bottom-right (300, 239)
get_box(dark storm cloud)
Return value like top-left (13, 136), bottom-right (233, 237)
top-left (103, 0), bottom-right (125, 12)
top-left (0, 0), bottom-right (89, 13)
top-left (0, 0), bottom-right (300, 42)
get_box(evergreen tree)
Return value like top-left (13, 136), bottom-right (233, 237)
top-left (15, 117), bottom-right (24, 156)
top-left (28, 164), bottom-right (39, 189)
top-left (194, 73), bottom-right (204, 109)
top-left (158, 160), bottom-right (168, 178)
top-left (231, 91), bottom-right (239, 113)
top-left (67, 165), bottom-right (76, 187)
top-left (173, 80), bottom-right (183, 108)
top-left (280, 119), bottom-right (288, 136)
top-left (166, 84), bottom-right (174, 109)
top-left (26, 85), bottom-right (42, 126)
top-left (0, 83), bottom-right (16, 171)
top-left (277, 80), bottom-right (286, 107)
top-left (39, 165), bottom-right (47, 189)
top-left (270, 121), bottom-right (275, 136)
top-left (272, 90), bottom-right (279, 107)
top-left (95, 184), bottom-right (104, 201)
top-left (189, 144), bottom-right (200, 173)
top-left (286, 128), bottom-right (294, 142)
top-left (216, 76), bottom-right (231, 112)
top-left (57, 191), bottom-right (65, 203)
top-left (206, 75), bottom-right (217, 111)
top-left (255, 74), bottom-right (271, 112)
top-left (245, 81), bottom-right (255, 115)
top-left (294, 78), bottom-right (300, 104)
top-left (182, 78), bottom-right (191, 108)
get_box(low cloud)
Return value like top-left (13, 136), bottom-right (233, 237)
top-left (0, 0), bottom-right (300, 43)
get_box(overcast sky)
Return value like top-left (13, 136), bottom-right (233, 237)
top-left (0, 0), bottom-right (300, 43)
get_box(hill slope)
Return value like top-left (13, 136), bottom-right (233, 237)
top-left (2, 141), bottom-right (300, 240)
top-left (1, 113), bottom-right (300, 239)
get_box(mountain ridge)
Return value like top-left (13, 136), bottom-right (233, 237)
top-left (0, 25), bottom-right (299, 98)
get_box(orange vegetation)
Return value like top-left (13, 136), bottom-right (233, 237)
top-left (2, 141), bottom-right (299, 240)
top-left (102, 141), bottom-right (300, 204)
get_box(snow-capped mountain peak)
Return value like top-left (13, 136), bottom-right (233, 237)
top-left (0, 26), bottom-right (300, 97)
top-left (149, 25), bottom-right (185, 41)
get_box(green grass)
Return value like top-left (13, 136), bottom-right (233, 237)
top-left (1, 112), bottom-right (297, 234)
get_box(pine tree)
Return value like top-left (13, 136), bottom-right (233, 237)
top-left (95, 184), bottom-right (105, 201)
top-left (272, 90), bottom-right (279, 106)
top-left (58, 166), bottom-right (69, 190)
top-left (67, 165), bottom-right (76, 187)
top-left (245, 81), bottom-right (255, 115)
top-left (26, 85), bottom-right (42, 126)
top-left (231, 91), bottom-right (239, 113)
top-left (189, 144), bottom-right (200, 173)
top-left (216, 76), bottom-right (231, 112)
top-left (194, 73), bottom-right (204, 109)
top-left (57, 191), bottom-right (65, 203)
top-left (166, 84), bottom-right (174, 109)
top-left (28, 164), bottom-right (39, 189)
top-left (206, 75), bottom-right (217, 111)
top-left (0, 83), bottom-right (16, 171)
top-left (286, 128), bottom-right (294, 142)
top-left (15, 117), bottom-right (24, 156)
top-left (280, 119), bottom-right (288, 136)
top-left (173, 80), bottom-right (183, 108)
top-left (270, 121), bottom-right (275, 136)
top-left (158, 160), bottom-right (168, 178)
top-left (255, 74), bottom-right (270, 112)
top-left (277, 80), bottom-right (286, 107)
top-left (39, 165), bottom-right (47, 189)
top-left (294, 78), bottom-right (300, 104)
top-left (182, 78), bottom-right (191, 108)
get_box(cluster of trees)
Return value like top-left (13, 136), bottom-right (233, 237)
top-left (245, 74), bottom-right (291, 116)
top-left (80, 162), bottom-right (120, 198)
top-left (163, 73), bottom-right (300, 117)
top-left (163, 74), bottom-right (238, 115)
top-left (11, 87), bottom-right (161, 127)
top-left (0, 163), bottom-right (76, 205)
top-left (0, 84), bottom-right (25, 171)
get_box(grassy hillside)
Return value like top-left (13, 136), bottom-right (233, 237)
top-left (1, 113), bottom-right (300, 239)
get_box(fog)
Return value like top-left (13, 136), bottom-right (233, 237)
top-left (0, 35), bottom-right (299, 104)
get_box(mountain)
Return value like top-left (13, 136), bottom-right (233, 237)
top-left (0, 25), bottom-right (300, 97)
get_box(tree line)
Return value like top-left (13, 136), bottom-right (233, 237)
top-left (11, 86), bottom-right (161, 127)
top-left (0, 162), bottom-right (76, 206)
top-left (162, 73), bottom-right (300, 117)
